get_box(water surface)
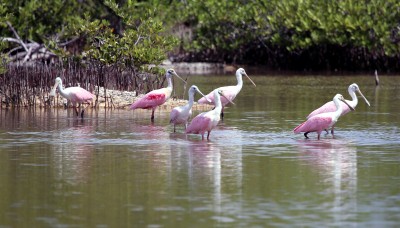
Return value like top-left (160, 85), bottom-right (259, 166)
top-left (0, 74), bottom-right (399, 227)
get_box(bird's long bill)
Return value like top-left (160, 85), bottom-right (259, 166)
top-left (244, 73), bottom-right (256, 87)
top-left (340, 98), bottom-right (355, 111)
top-left (49, 82), bottom-right (58, 96)
top-left (219, 91), bottom-right (235, 105)
top-left (357, 89), bottom-right (371, 106)
top-left (198, 90), bottom-right (212, 103)
top-left (173, 72), bottom-right (187, 84)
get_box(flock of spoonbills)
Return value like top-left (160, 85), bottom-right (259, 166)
top-left (50, 68), bottom-right (370, 140)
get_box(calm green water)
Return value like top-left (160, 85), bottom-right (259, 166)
top-left (0, 74), bottom-right (399, 227)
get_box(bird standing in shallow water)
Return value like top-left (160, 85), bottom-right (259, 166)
top-left (294, 94), bottom-right (355, 140)
top-left (197, 68), bottom-right (256, 119)
top-left (50, 77), bottom-right (94, 118)
top-left (306, 83), bottom-right (370, 134)
top-left (170, 85), bottom-right (210, 132)
top-left (186, 89), bottom-right (234, 140)
top-left (130, 69), bottom-right (186, 122)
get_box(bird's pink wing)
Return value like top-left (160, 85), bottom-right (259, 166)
top-left (131, 90), bottom-right (166, 110)
top-left (65, 87), bottom-right (94, 102)
top-left (186, 114), bottom-right (210, 134)
top-left (218, 87), bottom-right (237, 106)
top-left (339, 103), bottom-right (352, 116)
top-left (306, 101), bottom-right (336, 119)
top-left (307, 101), bottom-right (353, 119)
top-left (294, 116), bottom-right (333, 133)
top-left (198, 86), bottom-right (237, 106)
top-left (198, 92), bottom-right (214, 104)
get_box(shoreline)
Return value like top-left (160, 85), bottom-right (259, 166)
top-left (2, 87), bottom-right (213, 111)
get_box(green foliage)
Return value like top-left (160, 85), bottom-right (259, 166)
top-left (172, 0), bottom-right (400, 62)
top-left (0, 0), bottom-right (83, 42)
top-left (62, 1), bottom-right (178, 72)
top-left (0, 0), bottom-right (399, 71)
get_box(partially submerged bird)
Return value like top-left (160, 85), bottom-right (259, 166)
top-left (169, 85), bottom-right (210, 132)
top-left (186, 89), bottom-right (235, 140)
top-left (130, 69), bottom-right (186, 122)
top-left (197, 68), bottom-right (256, 119)
top-left (306, 83), bottom-right (370, 134)
top-left (294, 94), bottom-right (355, 140)
top-left (50, 77), bottom-right (95, 118)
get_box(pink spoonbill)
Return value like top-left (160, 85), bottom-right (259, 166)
top-left (197, 68), bottom-right (256, 119)
top-left (50, 77), bottom-right (95, 118)
top-left (306, 83), bottom-right (370, 134)
top-left (186, 89), bottom-right (235, 140)
top-left (170, 85), bottom-right (210, 132)
top-left (130, 69), bottom-right (186, 122)
top-left (294, 94), bottom-right (355, 140)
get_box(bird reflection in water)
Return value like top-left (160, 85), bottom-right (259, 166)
top-left (52, 119), bottom-right (94, 185)
top-left (295, 139), bottom-right (357, 223)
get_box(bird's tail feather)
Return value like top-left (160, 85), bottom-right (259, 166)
top-left (293, 122), bottom-right (306, 133)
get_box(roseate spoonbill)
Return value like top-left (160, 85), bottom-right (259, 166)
top-left (294, 94), bottom-right (355, 140)
top-left (197, 68), bottom-right (256, 119)
top-left (130, 69), bottom-right (186, 121)
top-left (306, 83), bottom-right (370, 134)
top-left (169, 85), bottom-right (210, 132)
top-left (49, 77), bottom-right (95, 118)
top-left (186, 89), bottom-right (234, 140)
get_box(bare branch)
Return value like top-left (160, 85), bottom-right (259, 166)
top-left (134, 36), bottom-right (145, 46)
top-left (58, 36), bottom-right (80, 47)
top-left (6, 21), bottom-right (28, 52)
top-left (1, 37), bottom-right (23, 44)
top-left (23, 47), bottom-right (33, 63)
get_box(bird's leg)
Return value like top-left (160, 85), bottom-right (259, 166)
top-left (221, 111), bottom-right (224, 120)
top-left (304, 132), bottom-right (310, 139)
top-left (151, 109), bottom-right (155, 122)
top-left (81, 102), bottom-right (90, 118)
top-left (317, 133), bottom-right (321, 140)
top-left (74, 105), bottom-right (79, 117)
top-left (201, 134), bottom-right (204, 141)
top-left (331, 126), bottom-right (335, 135)
top-left (325, 129), bottom-right (329, 134)
top-left (173, 125), bottom-right (176, 133)
top-left (207, 131), bottom-right (211, 140)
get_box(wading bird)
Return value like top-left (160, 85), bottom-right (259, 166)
top-left (197, 68), bottom-right (256, 119)
top-left (186, 89), bottom-right (234, 140)
top-left (50, 77), bottom-right (95, 118)
top-left (294, 94), bottom-right (355, 140)
top-left (130, 69), bottom-right (186, 122)
top-left (170, 85), bottom-right (210, 132)
top-left (306, 83), bottom-right (370, 134)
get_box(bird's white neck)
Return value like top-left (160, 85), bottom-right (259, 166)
top-left (236, 72), bottom-right (243, 89)
top-left (166, 76), bottom-right (173, 89)
top-left (57, 81), bottom-right (68, 97)
top-left (333, 98), bottom-right (344, 120)
top-left (187, 91), bottom-right (195, 107)
top-left (348, 88), bottom-right (358, 107)
top-left (213, 90), bottom-right (223, 113)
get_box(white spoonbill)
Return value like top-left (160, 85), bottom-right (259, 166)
top-left (186, 89), bottom-right (234, 140)
top-left (294, 94), bottom-right (355, 140)
top-left (130, 69), bottom-right (186, 121)
top-left (197, 68), bottom-right (256, 119)
top-left (170, 85), bottom-right (210, 132)
top-left (50, 77), bottom-right (95, 118)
